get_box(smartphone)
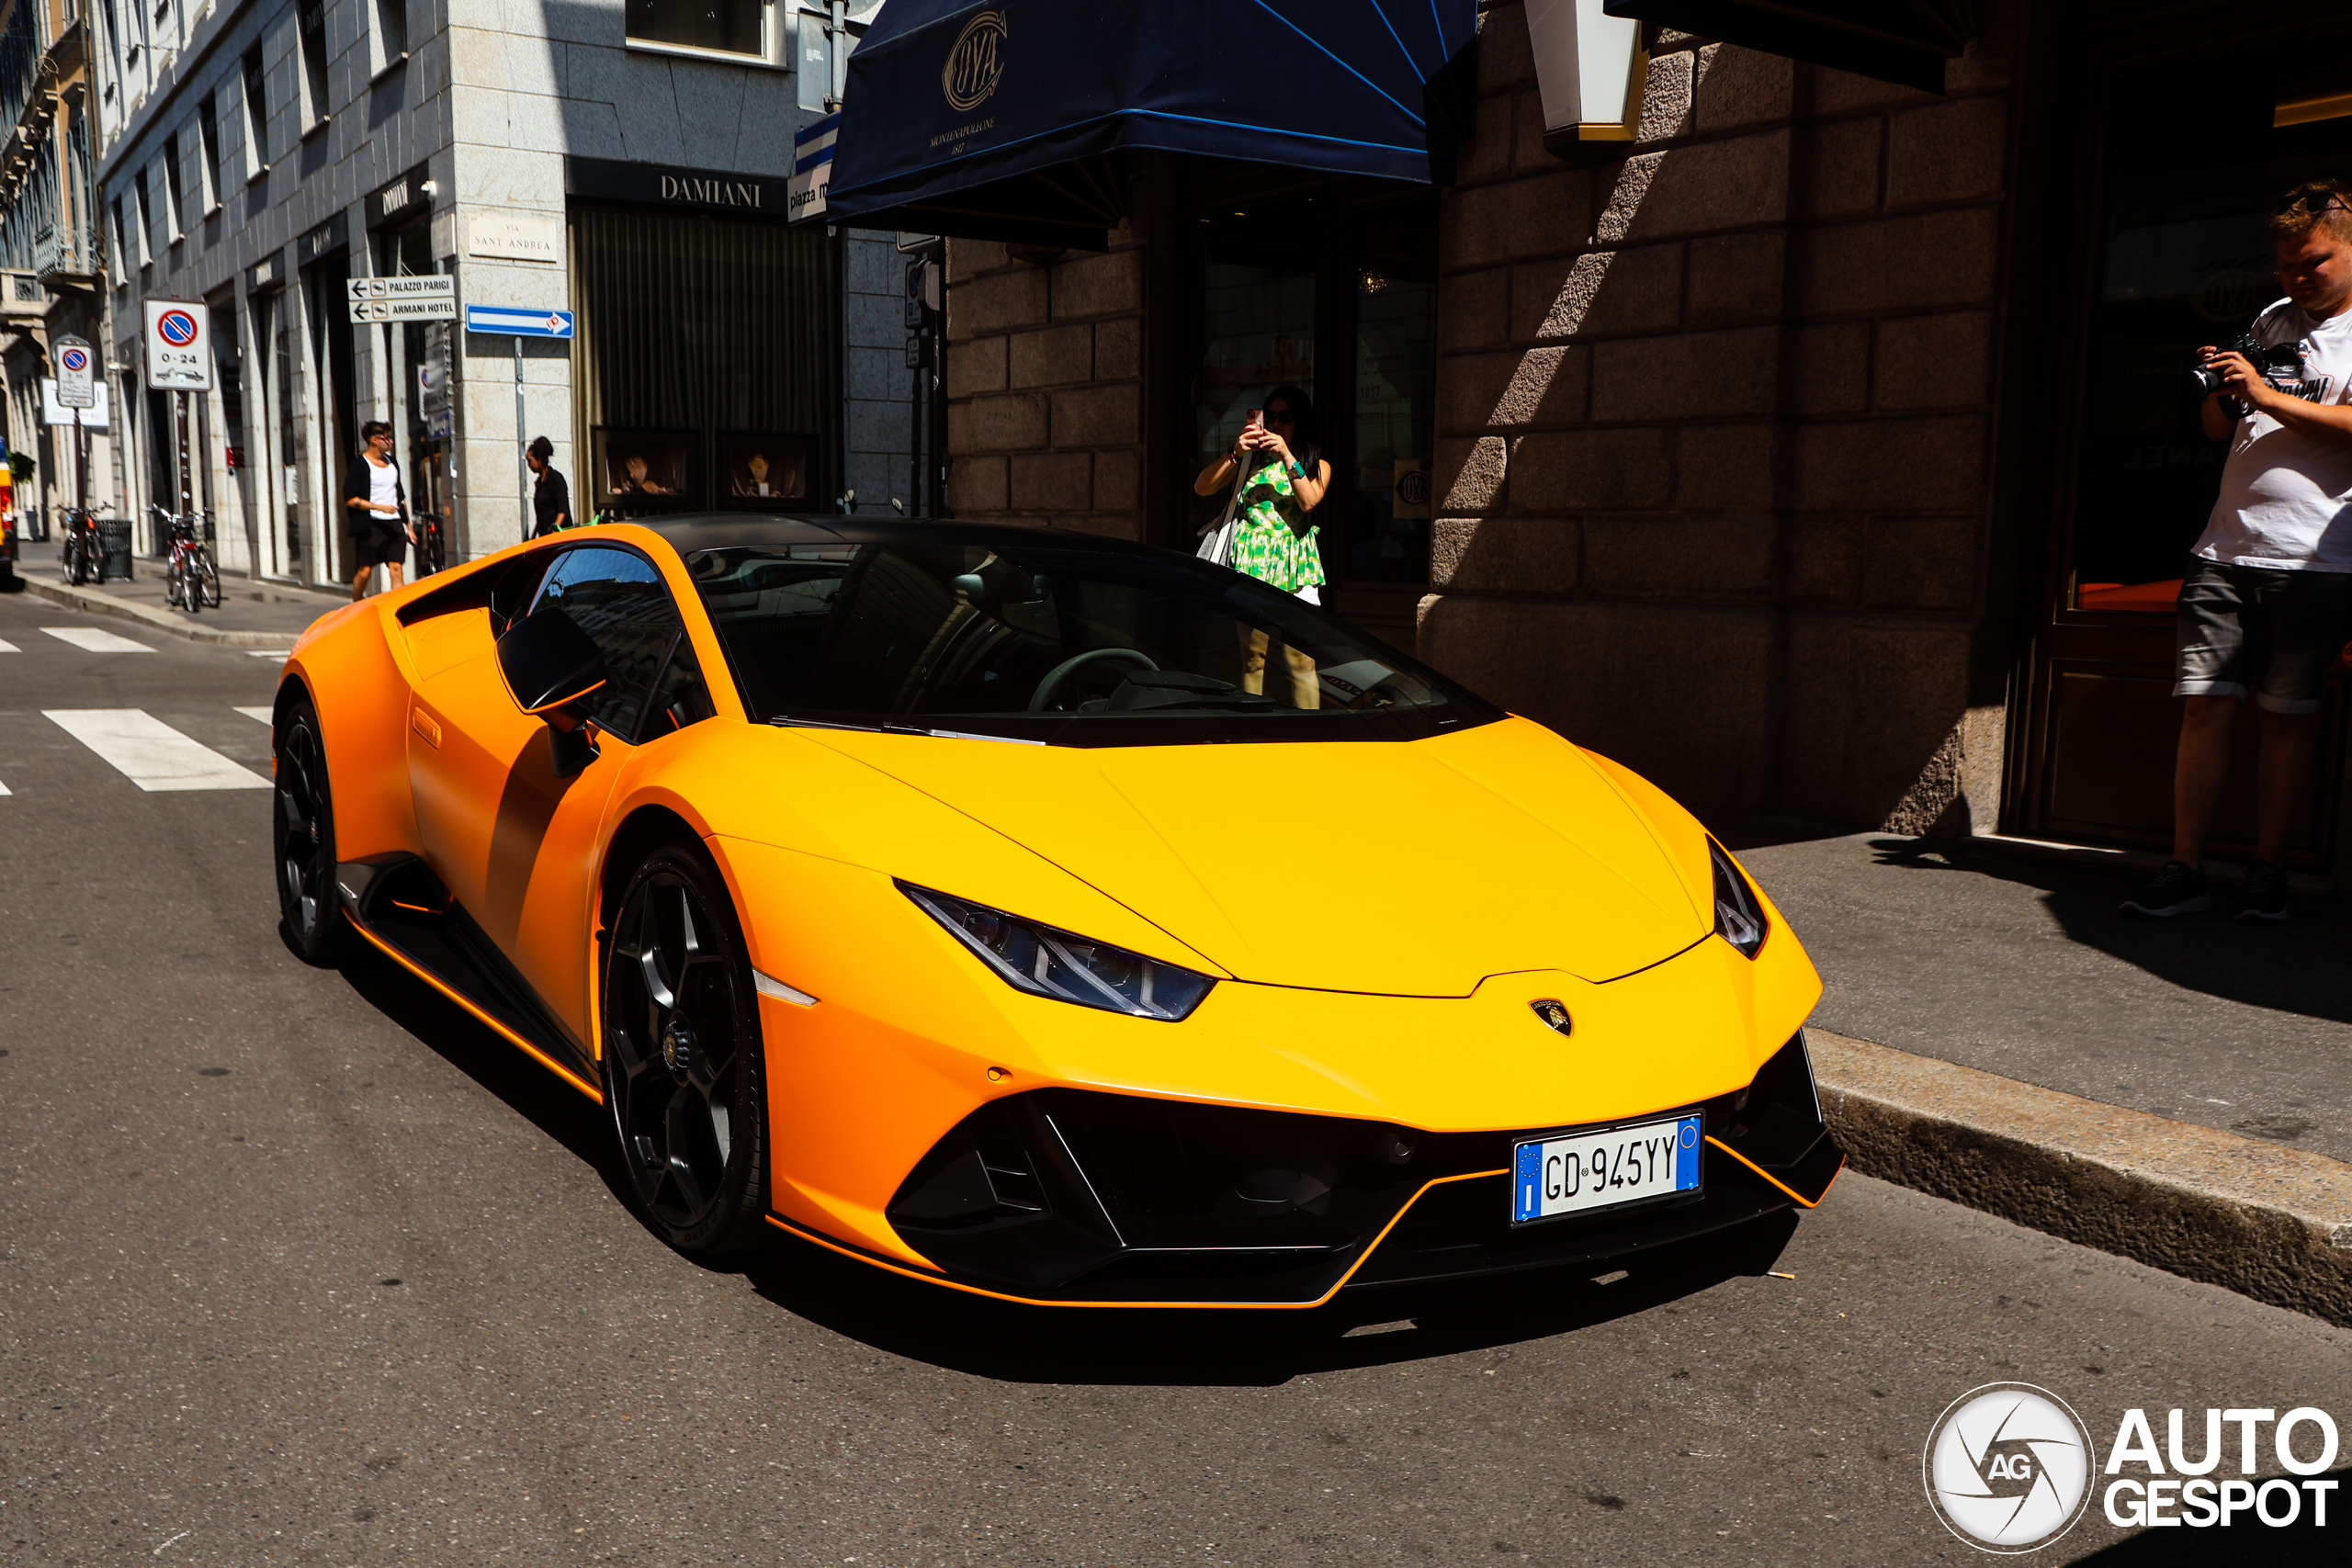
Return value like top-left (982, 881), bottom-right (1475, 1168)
top-left (1245, 408), bottom-right (1263, 428)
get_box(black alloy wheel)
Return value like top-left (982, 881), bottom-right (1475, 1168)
top-left (603, 845), bottom-right (770, 1255)
top-left (272, 695), bottom-right (346, 965)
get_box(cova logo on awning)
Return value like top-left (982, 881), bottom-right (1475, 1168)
top-left (943, 11), bottom-right (1008, 112)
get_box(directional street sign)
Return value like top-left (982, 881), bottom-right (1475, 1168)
top-left (348, 276), bottom-right (458, 322)
top-left (464, 304), bottom-right (574, 338)
top-left (53, 336), bottom-right (96, 410)
top-left (143, 300), bottom-right (213, 390)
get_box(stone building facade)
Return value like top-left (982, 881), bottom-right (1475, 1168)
top-left (933, 0), bottom-right (2352, 881)
top-left (73, 0), bottom-right (909, 585)
top-left (1420, 6), bottom-right (2024, 835)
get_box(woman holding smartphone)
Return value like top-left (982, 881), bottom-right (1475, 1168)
top-left (1192, 385), bottom-right (1330, 704)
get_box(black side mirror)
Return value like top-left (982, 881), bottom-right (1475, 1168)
top-left (495, 608), bottom-right (608, 776)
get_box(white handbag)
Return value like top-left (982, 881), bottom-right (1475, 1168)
top-left (1195, 453), bottom-right (1248, 567)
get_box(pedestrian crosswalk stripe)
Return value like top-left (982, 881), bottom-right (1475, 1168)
top-left (0, 778), bottom-right (10, 795)
top-left (43, 709), bottom-right (272, 792)
top-left (233, 706), bottom-right (275, 725)
top-left (247, 649), bottom-right (290, 659)
top-left (0, 637), bottom-right (18, 652)
top-left (42, 626), bottom-right (153, 654)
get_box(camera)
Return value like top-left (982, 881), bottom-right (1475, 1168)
top-left (2189, 332), bottom-right (2309, 418)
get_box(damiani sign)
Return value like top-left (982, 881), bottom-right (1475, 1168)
top-left (661, 175), bottom-right (764, 209)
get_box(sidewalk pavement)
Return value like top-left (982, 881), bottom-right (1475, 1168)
top-left (1726, 821), bottom-right (2352, 1325)
top-left (6, 557), bottom-right (350, 648)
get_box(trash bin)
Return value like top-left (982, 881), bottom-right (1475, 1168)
top-left (99, 518), bottom-right (134, 581)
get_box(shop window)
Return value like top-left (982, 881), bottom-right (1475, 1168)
top-left (627, 0), bottom-right (765, 60)
top-left (1185, 183), bottom-right (1439, 604)
top-left (1349, 264), bottom-right (1435, 582)
top-left (570, 205), bottom-right (840, 518)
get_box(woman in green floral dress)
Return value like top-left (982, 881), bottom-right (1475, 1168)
top-left (1192, 386), bottom-right (1329, 705)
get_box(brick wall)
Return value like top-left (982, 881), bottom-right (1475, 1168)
top-left (1420, 4), bottom-right (2026, 830)
top-left (944, 229), bottom-right (1148, 538)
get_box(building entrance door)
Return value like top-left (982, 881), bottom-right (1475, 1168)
top-left (2018, 52), bottom-right (2352, 870)
top-left (1183, 174), bottom-right (1438, 647)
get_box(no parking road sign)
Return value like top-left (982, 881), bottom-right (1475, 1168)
top-left (142, 300), bottom-right (213, 390)
top-left (54, 337), bottom-right (95, 410)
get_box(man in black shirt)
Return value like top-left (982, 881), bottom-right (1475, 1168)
top-left (528, 435), bottom-right (571, 536)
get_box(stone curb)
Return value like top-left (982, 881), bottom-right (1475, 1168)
top-left (15, 573), bottom-right (309, 648)
top-left (1811, 1029), bottom-right (2352, 1327)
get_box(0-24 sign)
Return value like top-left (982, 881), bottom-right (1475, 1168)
top-left (142, 299), bottom-right (213, 391)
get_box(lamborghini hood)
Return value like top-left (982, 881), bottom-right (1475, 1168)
top-left (806, 717), bottom-right (1711, 997)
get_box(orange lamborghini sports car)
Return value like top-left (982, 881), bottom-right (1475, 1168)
top-left (271, 516), bottom-right (1839, 1306)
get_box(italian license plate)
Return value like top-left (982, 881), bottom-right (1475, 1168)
top-left (1510, 1113), bottom-right (1702, 1224)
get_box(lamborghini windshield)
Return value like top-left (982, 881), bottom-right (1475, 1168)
top-left (684, 533), bottom-right (1500, 746)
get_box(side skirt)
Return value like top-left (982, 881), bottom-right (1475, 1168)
top-left (337, 856), bottom-right (604, 1102)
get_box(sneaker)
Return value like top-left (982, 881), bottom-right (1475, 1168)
top-left (2234, 860), bottom-right (2290, 924)
top-left (2120, 861), bottom-right (2211, 918)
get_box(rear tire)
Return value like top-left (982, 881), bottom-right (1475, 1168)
top-left (197, 552), bottom-right (221, 608)
top-left (272, 694), bottom-right (347, 965)
top-left (601, 842), bottom-right (771, 1256)
top-left (166, 555), bottom-right (187, 610)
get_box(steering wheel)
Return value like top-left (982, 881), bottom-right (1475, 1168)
top-left (1028, 648), bottom-right (1159, 712)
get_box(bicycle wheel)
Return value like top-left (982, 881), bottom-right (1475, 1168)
top-left (166, 553), bottom-right (187, 609)
top-left (198, 550), bottom-right (221, 608)
top-left (67, 531), bottom-right (88, 586)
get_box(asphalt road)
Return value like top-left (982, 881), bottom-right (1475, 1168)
top-left (5, 591), bottom-right (2349, 1567)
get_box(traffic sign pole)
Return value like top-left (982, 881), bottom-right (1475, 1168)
top-left (461, 306), bottom-right (574, 542)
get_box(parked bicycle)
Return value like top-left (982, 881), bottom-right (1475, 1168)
top-left (413, 509), bottom-right (448, 577)
top-left (153, 504), bottom-right (222, 615)
top-left (59, 503), bottom-right (109, 586)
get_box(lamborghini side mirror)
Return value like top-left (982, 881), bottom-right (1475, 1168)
top-left (495, 608), bottom-right (608, 776)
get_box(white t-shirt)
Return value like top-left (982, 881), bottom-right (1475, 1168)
top-left (368, 456), bottom-right (399, 518)
top-left (2195, 298), bottom-right (2352, 572)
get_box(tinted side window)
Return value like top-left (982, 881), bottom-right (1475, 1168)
top-left (530, 546), bottom-right (682, 738)
top-left (639, 636), bottom-right (718, 743)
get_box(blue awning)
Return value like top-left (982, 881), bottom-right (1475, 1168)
top-left (819, 0), bottom-right (1476, 249)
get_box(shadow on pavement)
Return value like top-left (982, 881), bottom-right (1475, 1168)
top-left (1860, 837), bottom-right (2352, 1031)
top-left (2063, 1465), bottom-right (2349, 1566)
top-left (332, 936), bottom-right (617, 1179)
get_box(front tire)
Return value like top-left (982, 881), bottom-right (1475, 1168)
top-left (272, 694), bottom-right (346, 965)
top-left (197, 552), bottom-right (221, 608)
top-left (602, 843), bottom-right (770, 1256)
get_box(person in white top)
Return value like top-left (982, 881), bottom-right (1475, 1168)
top-left (2123, 181), bottom-right (2352, 924)
top-left (344, 421), bottom-right (413, 602)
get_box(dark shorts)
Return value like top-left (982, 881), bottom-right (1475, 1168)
top-left (2174, 558), bottom-right (2352, 715)
top-left (352, 522), bottom-right (407, 569)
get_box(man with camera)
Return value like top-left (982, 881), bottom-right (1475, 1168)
top-left (2122, 181), bottom-right (2352, 922)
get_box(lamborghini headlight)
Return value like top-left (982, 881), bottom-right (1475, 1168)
top-left (899, 881), bottom-right (1216, 1021)
top-left (1709, 839), bottom-right (1770, 959)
